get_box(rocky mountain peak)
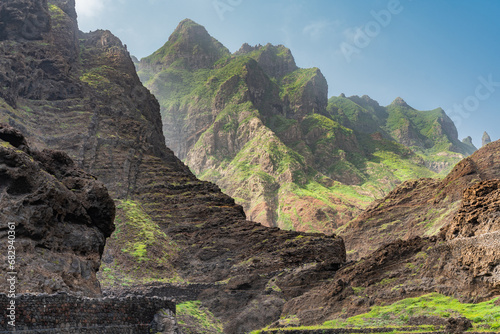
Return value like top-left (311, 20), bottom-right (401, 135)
top-left (390, 96), bottom-right (412, 108)
top-left (347, 94), bottom-right (382, 110)
top-left (235, 42), bottom-right (298, 78)
top-left (170, 18), bottom-right (208, 41)
top-left (482, 131), bottom-right (492, 147)
top-left (462, 136), bottom-right (476, 150)
top-left (140, 18), bottom-right (229, 70)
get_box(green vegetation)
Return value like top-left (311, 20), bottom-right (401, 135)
top-left (98, 200), bottom-right (182, 287)
top-left (137, 24), bottom-right (471, 234)
top-left (80, 66), bottom-right (112, 90)
top-left (325, 293), bottom-right (500, 329)
top-left (279, 68), bottom-right (319, 103)
top-left (253, 294), bottom-right (500, 332)
top-left (177, 301), bottom-right (224, 334)
top-left (48, 4), bottom-right (66, 28)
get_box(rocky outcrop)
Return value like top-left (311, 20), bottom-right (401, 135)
top-left (236, 43), bottom-right (298, 78)
top-left (483, 131), bottom-right (492, 147)
top-left (442, 179), bottom-right (500, 239)
top-left (341, 140), bottom-right (500, 260)
top-left (138, 18), bottom-right (230, 74)
top-left (282, 141), bottom-right (500, 327)
top-left (0, 124), bottom-right (115, 296)
top-left (0, 0), bottom-right (51, 41)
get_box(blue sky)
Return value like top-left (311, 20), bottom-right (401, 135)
top-left (75, 0), bottom-right (500, 148)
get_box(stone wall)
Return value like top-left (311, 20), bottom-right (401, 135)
top-left (103, 283), bottom-right (215, 303)
top-left (0, 292), bottom-right (175, 333)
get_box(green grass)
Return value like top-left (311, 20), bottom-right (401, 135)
top-left (98, 200), bottom-right (182, 287)
top-left (279, 68), bottom-right (320, 102)
top-left (177, 301), bottom-right (224, 333)
top-left (254, 294), bottom-right (500, 333)
top-left (325, 293), bottom-right (500, 329)
top-left (48, 4), bottom-right (66, 28)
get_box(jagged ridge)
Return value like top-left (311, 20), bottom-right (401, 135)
top-left (136, 20), bottom-right (474, 234)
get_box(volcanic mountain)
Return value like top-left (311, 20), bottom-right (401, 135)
top-left (1, 3), bottom-right (498, 333)
top-left (136, 19), bottom-right (476, 235)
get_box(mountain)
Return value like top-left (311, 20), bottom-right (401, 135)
top-left (2, 4), bottom-right (497, 333)
top-left (136, 20), bottom-right (475, 234)
top-left (271, 140), bottom-right (500, 330)
top-left (483, 131), bottom-right (492, 147)
top-left (0, 2), bottom-right (345, 332)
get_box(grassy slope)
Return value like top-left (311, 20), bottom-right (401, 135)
top-left (177, 301), bottom-right (225, 334)
top-left (98, 200), bottom-right (183, 287)
top-left (253, 294), bottom-right (500, 333)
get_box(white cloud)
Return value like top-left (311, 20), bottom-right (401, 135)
top-left (75, 0), bottom-right (108, 18)
top-left (303, 20), bottom-right (339, 40)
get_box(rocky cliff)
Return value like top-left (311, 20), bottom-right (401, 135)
top-left (0, 124), bottom-right (115, 296)
top-left (0, 2), bottom-right (346, 332)
top-left (136, 20), bottom-right (475, 235)
top-left (339, 139), bottom-right (500, 260)
top-left (277, 140), bottom-right (500, 328)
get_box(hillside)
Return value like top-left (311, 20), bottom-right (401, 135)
top-left (0, 1), bottom-right (345, 332)
top-left (136, 19), bottom-right (476, 234)
top-left (274, 140), bottom-right (500, 331)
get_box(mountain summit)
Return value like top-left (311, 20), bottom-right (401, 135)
top-left (390, 96), bottom-right (412, 108)
top-left (482, 131), bottom-right (492, 147)
top-left (140, 19), bottom-right (230, 72)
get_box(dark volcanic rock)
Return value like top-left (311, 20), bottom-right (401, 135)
top-left (0, 0), bottom-right (50, 41)
top-left (341, 140), bottom-right (500, 260)
top-left (446, 317), bottom-right (472, 333)
top-left (282, 141), bottom-right (500, 327)
top-left (0, 124), bottom-right (115, 296)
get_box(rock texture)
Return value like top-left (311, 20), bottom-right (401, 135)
top-left (136, 20), bottom-right (475, 234)
top-left (0, 124), bottom-right (115, 296)
top-left (0, 2), bottom-right (346, 332)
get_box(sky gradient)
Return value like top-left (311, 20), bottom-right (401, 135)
top-left (75, 0), bottom-right (500, 148)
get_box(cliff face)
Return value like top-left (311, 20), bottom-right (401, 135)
top-left (0, 124), bottom-right (115, 296)
top-left (137, 20), bottom-right (474, 234)
top-left (0, 2), bottom-right (346, 332)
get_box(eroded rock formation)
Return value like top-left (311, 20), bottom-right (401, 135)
top-left (0, 124), bottom-right (115, 296)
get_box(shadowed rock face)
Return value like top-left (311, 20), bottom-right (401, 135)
top-left (0, 124), bottom-right (115, 296)
top-left (0, 0), bottom-right (51, 41)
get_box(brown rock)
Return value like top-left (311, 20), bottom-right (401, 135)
top-left (446, 317), bottom-right (472, 333)
top-left (0, 124), bottom-right (115, 296)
